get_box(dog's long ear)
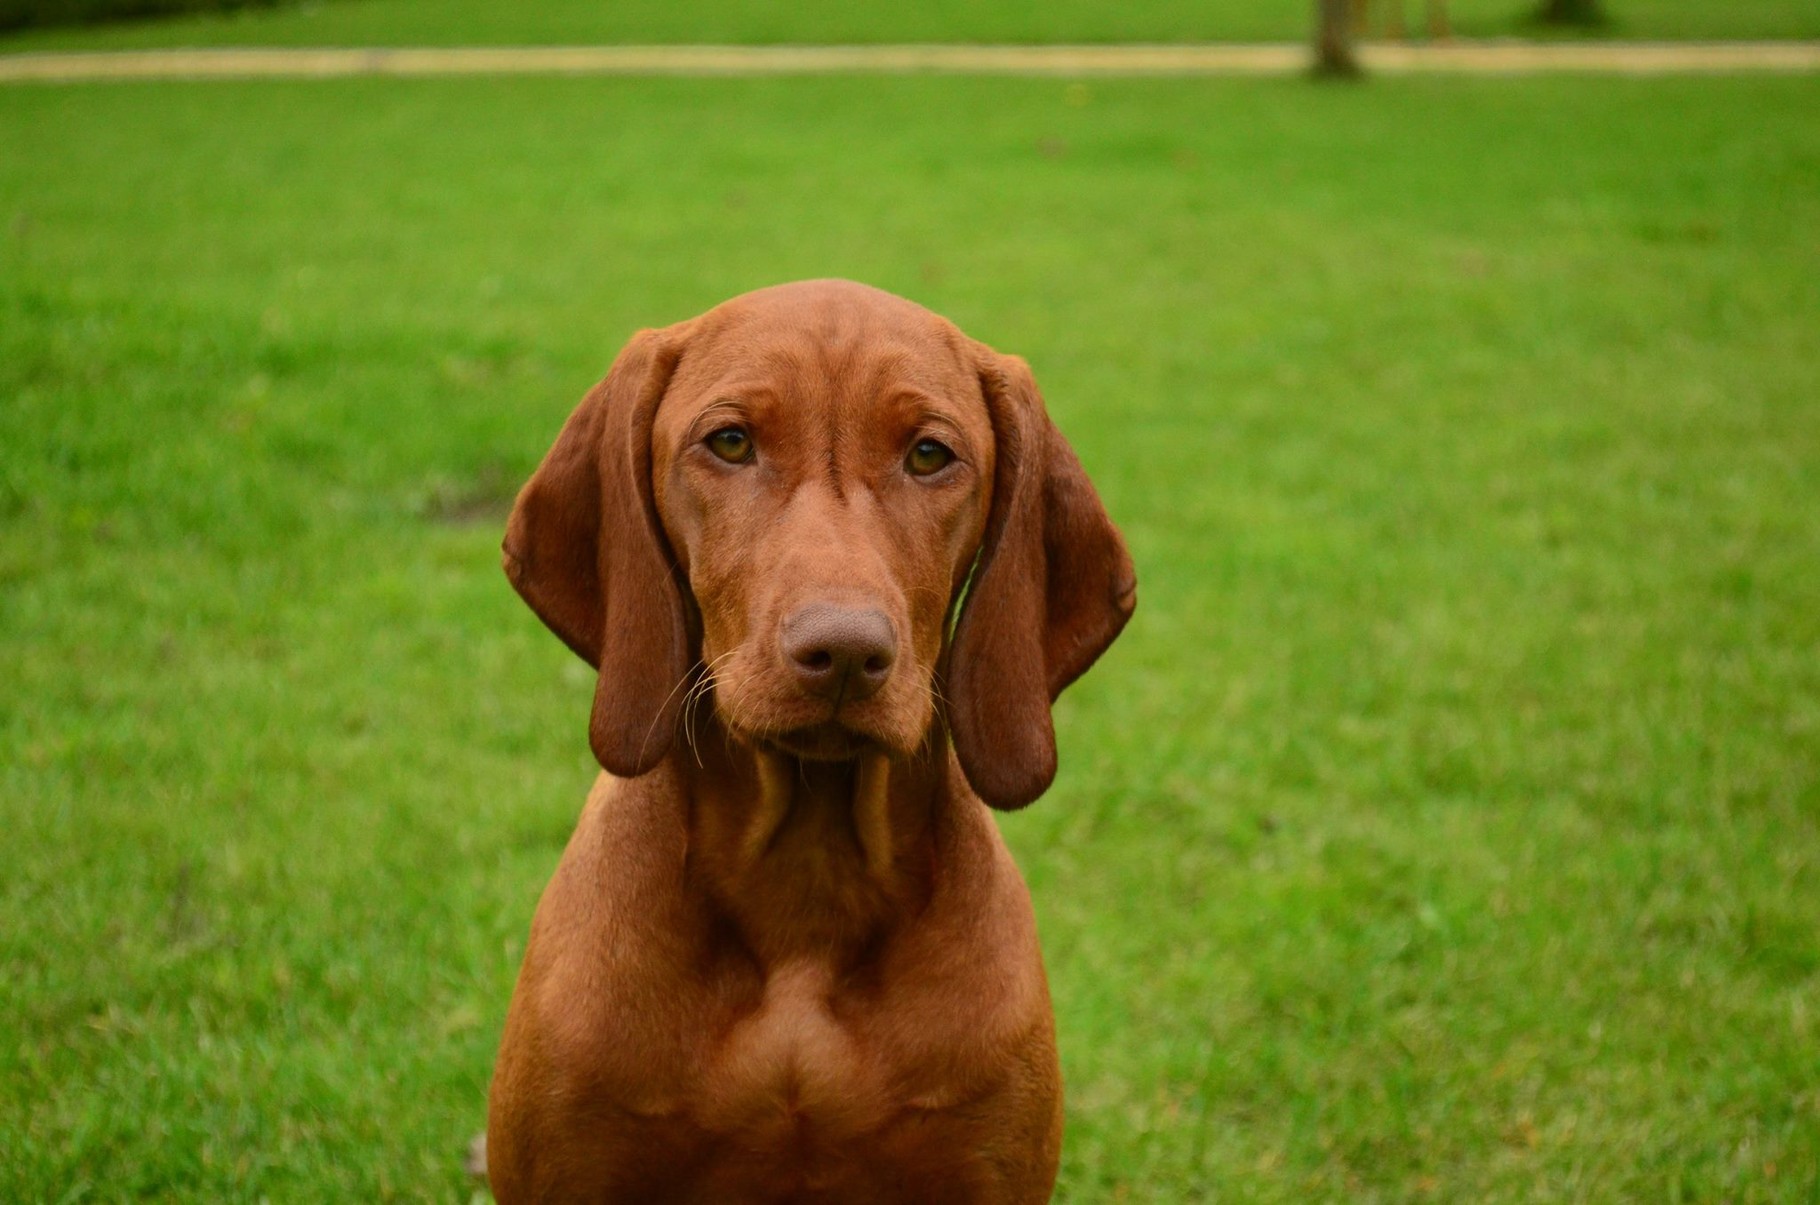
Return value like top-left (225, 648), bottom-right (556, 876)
top-left (502, 328), bottom-right (691, 777)
top-left (947, 352), bottom-right (1137, 810)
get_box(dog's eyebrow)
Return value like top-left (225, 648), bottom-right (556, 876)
top-left (888, 391), bottom-right (973, 432)
top-left (684, 398), bottom-right (752, 436)
top-left (690, 390), bottom-right (775, 423)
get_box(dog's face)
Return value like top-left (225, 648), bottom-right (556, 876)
top-left (503, 280), bottom-right (1135, 809)
top-left (649, 285), bottom-right (993, 762)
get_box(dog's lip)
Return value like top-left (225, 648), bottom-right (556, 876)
top-left (712, 673), bottom-right (929, 760)
top-left (763, 722), bottom-right (876, 762)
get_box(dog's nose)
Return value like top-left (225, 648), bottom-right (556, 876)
top-left (781, 604), bottom-right (896, 703)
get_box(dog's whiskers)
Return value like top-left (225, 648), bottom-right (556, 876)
top-left (678, 649), bottom-right (742, 767)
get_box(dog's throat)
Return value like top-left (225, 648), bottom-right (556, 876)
top-left (741, 748), bottom-right (896, 883)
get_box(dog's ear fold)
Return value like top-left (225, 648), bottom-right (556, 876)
top-left (947, 352), bottom-right (1137, 810)
top-left (502, 328), bottom-right (692, 777)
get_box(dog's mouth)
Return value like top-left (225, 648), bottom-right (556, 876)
top-left (763, 722), bottom-right (877, 763)
top-left (704, 655), bottom-right (933, 763)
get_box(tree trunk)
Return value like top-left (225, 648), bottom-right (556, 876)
top-left (1313, 0), bottom-right (1361, 76)
top-left (1427, 0), bottom-right (1452, 40)
top-left (1536, 0), bottom-right (1606, 25)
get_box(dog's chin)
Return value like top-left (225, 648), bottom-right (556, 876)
top-left (763, 722), bottom-right (878, 763)
top-left (715, 683), bottom-right (932, 764)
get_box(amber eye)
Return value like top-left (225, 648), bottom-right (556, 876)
top-left (706, 427), bottom-right (753, 464)
top-left (906, 438), bottom-right (954, 477)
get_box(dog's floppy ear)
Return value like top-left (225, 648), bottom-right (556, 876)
top-left (502, 328), bottom-right (691, 777)
top-left (947, 351), bottom-right (1137, 810)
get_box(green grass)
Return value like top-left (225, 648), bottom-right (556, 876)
top-left (3, 69), bottom-right (1818, 1201)
top-left (3, 0), bottom-right (1819, 51)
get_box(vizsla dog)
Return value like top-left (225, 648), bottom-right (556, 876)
top-left (487, 280), bottom-right (1135, 1203)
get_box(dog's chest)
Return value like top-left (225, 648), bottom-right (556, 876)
top-left (697, 960), bottom-right (887, 1139)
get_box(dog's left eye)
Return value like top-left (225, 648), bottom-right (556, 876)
top-left (706, 427), bottom-right (754, 464)
top-left (906, 439), bottom-right (954, 477)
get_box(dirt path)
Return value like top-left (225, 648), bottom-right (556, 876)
top-left (2, 40), bottom-right (1818, 84)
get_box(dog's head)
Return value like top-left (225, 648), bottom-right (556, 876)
top-left (503, 280), bottom-right (1135, 809)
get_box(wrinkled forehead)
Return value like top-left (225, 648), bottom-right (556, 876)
top-left (653, 289), bottom-right (987, 436)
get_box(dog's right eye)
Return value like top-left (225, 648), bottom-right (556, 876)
top-left (706, 427), bottom-right (754, 464)
top-left (905, 438), bottom-right (954, 477)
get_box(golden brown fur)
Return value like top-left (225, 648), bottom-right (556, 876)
top-left (486, 280), bottom-right (1135, 1203)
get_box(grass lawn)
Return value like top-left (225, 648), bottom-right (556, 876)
top-left (3, 0), bottom-right (1820, 52)
top-left (4, 66), bottom-right (1819, 1201)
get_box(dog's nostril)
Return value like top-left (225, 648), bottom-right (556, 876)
top-left (781, 604), bottom-right (898, 701)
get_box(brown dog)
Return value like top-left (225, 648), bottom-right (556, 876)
top-left (486, 280), bottom-right (1135, 1203)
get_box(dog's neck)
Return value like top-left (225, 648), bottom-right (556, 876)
top-left (675, 721), bottom-right (951, 968)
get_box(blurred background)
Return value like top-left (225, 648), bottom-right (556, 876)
top-left (3, 1), bottom-right (1816, 1200)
